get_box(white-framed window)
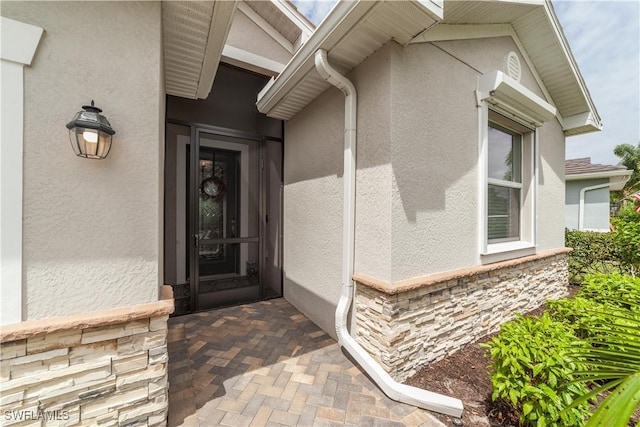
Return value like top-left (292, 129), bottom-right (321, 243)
top-left (477, 70), bottom-right (556, 259)
top-left (480, 109), bottom-right (537, 256)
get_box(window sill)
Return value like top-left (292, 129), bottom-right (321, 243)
top-left (481, 241), bottom-right (536, 264)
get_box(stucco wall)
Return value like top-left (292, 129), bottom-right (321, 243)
top-left (389, 37), bottom-right (566, 280)
top-left (390, 42), bottom-right (480, 280)
top-left (282, 36), bottom-right (568, 336)
top-left (565, 178), bottom-right (610, 231)
top-left (536, 117), bottom-right (567, 248)
top-left (226, 9), bottom-right (293, 66)
top-left (434, 37), bottom-right (566, 251)
top-left (1, 2), bottom-right (163, 320)
top-left (283, 45), bottom-right (393, 336)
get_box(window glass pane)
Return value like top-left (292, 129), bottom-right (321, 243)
top-left (488, 125), bottom-right (521, 182)
top-left (488, 185), bottom-right (520, 241)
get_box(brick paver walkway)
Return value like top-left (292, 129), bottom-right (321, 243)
top-left (167, 298), bottom-right (444, 426)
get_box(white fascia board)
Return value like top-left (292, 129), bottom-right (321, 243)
top-left (222, 45), bottom-right (286, 76)
top-left (272, 0), bottom-right (315, 37)
top-left (196, 0), bottom-right (238, 99)
top-left (479, 70), bottom-right (556, 126)
top-left (544, 1), bottom-right (601, 128)
top-left (566, 169), bottom-right (632, 182)
top-left (256, 1), bottom-right (377, 114)
top-left (0, 17), bottom-right (44, 65)
top-left (237, 2), bottom-right (294, 54)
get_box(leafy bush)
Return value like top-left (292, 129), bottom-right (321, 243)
top-left (548, 274), bottom-right (640, 338)
top-left (564, 230), bottom-right (625, 283)
top-left (482, 313), bottom-right (590, 426)
top-left (579, 273), bottom-right (640, 307)
top-left (611, 206), bottom-right (640, 273)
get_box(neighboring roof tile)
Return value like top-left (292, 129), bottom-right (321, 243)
top-left (565, 157), bottom-right (628, 175)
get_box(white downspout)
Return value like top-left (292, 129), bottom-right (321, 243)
top-left (578, 183), bottom-right (610, 230)
top-left (314, 49), bottom-right (464, 418)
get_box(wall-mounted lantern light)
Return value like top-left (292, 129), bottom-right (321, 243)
top-left (66, 101), bottom-right (115, 159)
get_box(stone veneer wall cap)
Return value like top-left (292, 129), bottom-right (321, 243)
top-left (353, 248), bottom-right (572, 296)
top-left (0, 286), bottom-right (175, 343)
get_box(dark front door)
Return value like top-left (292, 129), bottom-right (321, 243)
top-left (186, 130), bottom-right (269, 311)
top-left (164, 123), bottom-right (283, 315)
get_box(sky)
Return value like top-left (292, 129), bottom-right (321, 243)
top-left (290, 0), bottom-right (640, 166)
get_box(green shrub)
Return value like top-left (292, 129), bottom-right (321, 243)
top-left (564, 230), bottom-right (624, 283)
top-left (548, 274), bottom-right (640, 338)
top-left (611, 207), bottom-right (640, 273)
top-left (482, 313), bottom-right (590, 426)
top-left (566, 207), bottom-right (640, 283)
top-left (579, 273), bottom-right (640, 307)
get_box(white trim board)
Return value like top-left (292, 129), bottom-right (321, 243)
top-left (0, 17), bottom-right (44, 325)
top-left (222, 45), bottom-right (286, 77)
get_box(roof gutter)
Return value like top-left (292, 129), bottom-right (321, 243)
top-left (314, 48), bottom-right (464, 419)
top-left (566, 169), bottom-right (632, 181)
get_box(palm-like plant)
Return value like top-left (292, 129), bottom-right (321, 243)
top-left (614, 143), bottom-right (640, 196)
top-left (569, 302), bottom-right (640, 427)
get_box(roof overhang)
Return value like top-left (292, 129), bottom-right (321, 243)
top-left (256, 0), bottom-right (443, 119)
top-left (412, 0), bottom-right (601, 136)
top-left (257, 0), bottom-right (601, 137)
top-left (567, 169), bottom-right (632, 191)
top-left (163, 1), bottom-right (238, 99)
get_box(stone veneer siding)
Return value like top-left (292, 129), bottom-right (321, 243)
top-left (0, 286), bottom-right (174, 426)
top-left (354, 249), bottom-right (570, 382)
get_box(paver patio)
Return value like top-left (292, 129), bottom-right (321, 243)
top-left (167, 298), bottom-right (445, 426)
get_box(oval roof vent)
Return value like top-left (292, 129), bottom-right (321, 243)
top-left (504, 51), bottom-right (522, 82)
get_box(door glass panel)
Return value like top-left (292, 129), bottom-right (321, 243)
top-left (198, 147), bottom-right (239, 277)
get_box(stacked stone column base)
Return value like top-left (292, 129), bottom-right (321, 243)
top-left (1, 287), bottom-right (174, 426)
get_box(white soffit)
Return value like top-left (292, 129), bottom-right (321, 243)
top-left (257, 0), bottom-right (442, 120)
top-left (418, 0), bottom-right (601, 135)
top-left (163, 1), bottom-right (237, 99)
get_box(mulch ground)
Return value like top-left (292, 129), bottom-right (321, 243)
top-left (403, 285), bottom-right (638, 426)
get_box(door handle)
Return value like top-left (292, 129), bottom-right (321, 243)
top-left (194, 234), bottom-right (199, 248)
